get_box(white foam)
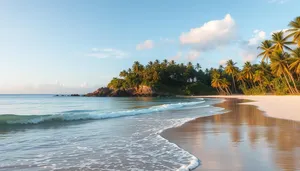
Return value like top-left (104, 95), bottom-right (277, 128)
top-left (6, 101), bottom-right (206, 125)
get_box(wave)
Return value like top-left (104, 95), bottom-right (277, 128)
top-left (0, 100), bottom-right (206, 125)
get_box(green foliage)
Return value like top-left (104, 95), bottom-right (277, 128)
top-left (105, 16), bottom-right (300, 96)
top-left (240, 86), bottom-right (267, 95)
top-left (184, 82), bottom-right (217, 95)
top-left (272, 78), bottom-right (290, 95)
top-left (108, 78), bottom-right (129, 89)
top-left (107, 59), bottom-right (213, 95)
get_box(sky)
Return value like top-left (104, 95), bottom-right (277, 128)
top-left (0, 0), bottom-right (299, 94)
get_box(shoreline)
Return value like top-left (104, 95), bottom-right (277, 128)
top-left (195, 95), bottom-right (300, 122)
top-left (161, 98), bottom-right (300, 171)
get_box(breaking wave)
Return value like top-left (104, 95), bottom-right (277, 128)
top-left (0, 100), bottom-right (206, 125)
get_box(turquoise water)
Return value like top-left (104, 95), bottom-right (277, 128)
top-left (0, 95), bottom-right (224, 171)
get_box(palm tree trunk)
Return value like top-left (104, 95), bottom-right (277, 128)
top-left (283, 73), bottom-right (295, 94)
top-left (227, 87), bottom-right (232, 95)
top-left (224, 87), bottom-right (230, 95)
top-left (286, 71), bottom-right (299, 93)
top-left (232, 75), bottom-right (237, 94)
top-left (259, 80), bottom-right (264, 92)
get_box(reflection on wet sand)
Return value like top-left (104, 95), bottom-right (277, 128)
top-left (162, 98), bottom-right (300, 171)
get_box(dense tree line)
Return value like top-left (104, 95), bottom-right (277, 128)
top-left (108, 59), bottom-right (216, 95)
top-left (108, 16), bottom-right (300, 95)
top-left (211, 16), bottom-right (300, 95)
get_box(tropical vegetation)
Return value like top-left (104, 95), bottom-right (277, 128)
top-left (107, 16), bottom-right (300, 95)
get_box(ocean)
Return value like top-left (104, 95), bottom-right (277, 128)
top-left (0, 95), bottom-right (224, 171)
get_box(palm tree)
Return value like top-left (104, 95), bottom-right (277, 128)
top-left (225, 60), bottom-right (238, 93)
top-left (289, 47), bottom-right (300, 76)
top-left (195, 63), bottom-right (201, 71)
top-left (169, 60), bottom-right (175, 65)
top-left (287, 16), bottom-right (300, 46)
top-left (257, 40), bottom-right (273, 63)
top-left (271, 31), bottom-right (294, 52)
top-left (270, 51), bottom-right (299, 93)
top-left (221, 78), bottom-right (231, 95)
top-left (243, 62), bottom-right (254, 82)
top-left (119, 70), bottom-right (128, 78)
top-left (253, 70), bottom-right (265, 91)
top-left (237, 72), bottom-right (246, 88)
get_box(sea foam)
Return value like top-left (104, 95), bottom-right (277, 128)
top-left (3, 100), bottom-right (205, 125)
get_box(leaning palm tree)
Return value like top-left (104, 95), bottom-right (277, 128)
top-left (211, 76), bottom-right (223, 94)
top-left (271, 31), bottom-right (294, 52)
top-left (221, 78), bottom-right (231, 95)
top-left (270, 51), bottom-right (299, 93)
top-left (225, 60), bottom-right (238, 93)
top-left (257, 40), bottom-right (273, 63)
top-left (287, 16), bottom-right (300, 47)
top-left (289, 47), bottom-right (300, 76)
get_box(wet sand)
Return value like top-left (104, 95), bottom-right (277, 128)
top-left (161, 98), bottom-right (300, 171)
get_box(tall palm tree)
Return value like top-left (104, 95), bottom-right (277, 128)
top-left (270, 51), bottom-right (299, 93)
top-left (271, 31), bottom-right (294, 52)
top-left (237, 72), bottom-right (246, 88)
top-left (225, 60), bottom-right (238, 93)
top-left (253, 70), bottom-right (265, 91)
top-left (289, 47), bottom-right (300, 76)
top-left (287, 16), bottom-right (300, 46)
top-left (257, 40), bottom-right (273, 63)
top-left (242, 61), bottom-right (254, 86)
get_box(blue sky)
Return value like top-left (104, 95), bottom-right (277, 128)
top-left (0, 0), bottom-right (299, 94)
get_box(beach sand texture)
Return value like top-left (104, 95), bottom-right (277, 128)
top-left (162, 98), bottom-right (300, 171)
top-left (199, 95), bottom-right (300, 122)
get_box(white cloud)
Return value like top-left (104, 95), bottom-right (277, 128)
top-left (238, 29), bottom-right (268, 63)
top-left (248, 30), bottom-right (266, 46)
top-left (270, 29), bottom-right (288, 35)
top-left (169, 52), bottom-right (182, 60)
top-left (186, 50), bottom-right (200, 61)
top-left (179, 14), bottom-right (236, 51)
top-left (87, 48), bottom-right (128, 59)
top-left (136, 40), bottom-right (154, 50)
top-left (268, 0), bottom-right (289, 4)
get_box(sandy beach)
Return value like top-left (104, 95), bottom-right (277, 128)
top-left (198, 95), bottom-right (300, 122)
top-left (162, 97), bottom-right (300, 171)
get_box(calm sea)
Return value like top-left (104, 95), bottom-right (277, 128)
top-left (0, 95), bottom-right (224, 171)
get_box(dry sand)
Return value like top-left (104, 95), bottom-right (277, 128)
top-left (197, 95), bottom-right (300, 122)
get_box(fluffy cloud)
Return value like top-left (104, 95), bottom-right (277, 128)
top-left (87, 48), bottom-right (127, 59)
top-left (248, 30), bottom-right (266, 46)
top-left (179, 14), bottom-right (236, 51)
top-left (238, 29), bottom-right (269, 63)
top-left (186, 50), bottom-right (200, 61)
top-left (136, 40), bottom-right (154, 50)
